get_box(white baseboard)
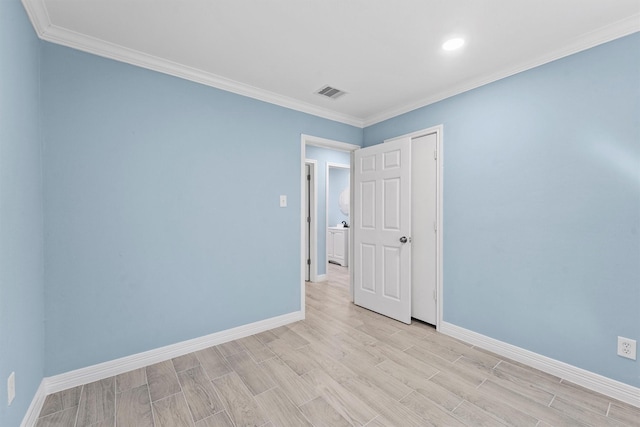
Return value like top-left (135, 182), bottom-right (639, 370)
top-left (314, 274), bottom-right (327, 282)
top-left (22, 310), bottom-right (303, 426)
top-left (20, 381), bottom-right (46, 427)
top-left (439, 321), bottom-right (640, 408)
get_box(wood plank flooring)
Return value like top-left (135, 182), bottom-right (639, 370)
top-left (36, 264), bottom-right (640, 426)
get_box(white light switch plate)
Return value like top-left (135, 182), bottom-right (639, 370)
top-left (279, 195), bottom-right (287, 207)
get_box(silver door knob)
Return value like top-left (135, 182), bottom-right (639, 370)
top-left (399, 236), bottom-right (408, 243)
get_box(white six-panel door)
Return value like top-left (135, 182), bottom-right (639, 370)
top-left (353, 137), bottom-right (412, 324)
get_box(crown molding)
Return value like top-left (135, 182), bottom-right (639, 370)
top-left (363, 14), bottom-right (640, 127)
top-left (21, 0), bottom-right (639, 129)
top-left (20, 0), bottom-right (365, 128)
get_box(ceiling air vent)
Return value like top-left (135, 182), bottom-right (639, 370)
top-left (316, 85), bottom-right (347, 100)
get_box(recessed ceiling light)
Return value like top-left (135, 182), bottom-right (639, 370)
top-left (442, 38), bottom-right (465, 51)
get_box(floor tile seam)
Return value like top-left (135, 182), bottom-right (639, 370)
top-left (179, 389), bottom-right (198, 427)
top-left (257, 384), bottom-right (316, 427)
top-left (480, 378), bottom-right (581, 426)
top-left (362, 414), bottom-right (381, 426)
top-left (450, 398), bottom-right (465, 414)
top-left (171, 355), bottom-right (201, 374)
top-left (149, 388), bottom-right (183, 405)
top-left (252, 353), bottom-right (277, 365)
top-left (72, 384), bottom-right (84, 427)
top-left (189, 357), bottom-right (231, 423)
top-left (481, 374), bottom-right (555, 407)
top-left (397, 389), bottom-right (416, 403)
top-left (453, 398), bottom-right (515, 427)
top-left (112, 378), bottom-right (118, 426)
top-left (547, 393), bottom-right (556, 408)
top-left (194, 352), bottom-right (232, 383)
top-left (36, 403), bottom-right (80, 421)
top-left (144, 381), bottom-right (157, 427)
top-left (544, 383), bottom-right (612, 415)
top-left (295, 393), bottom-right (321, 409)
top-left (251, 381), bottom-right (279, 399)
top-left (430, 368), bottom-right (527, 425)
top-left (551, 393), bottom-right (621, 422)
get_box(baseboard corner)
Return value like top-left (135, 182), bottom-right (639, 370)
top-left (20, 380), bottom-right (46, 427)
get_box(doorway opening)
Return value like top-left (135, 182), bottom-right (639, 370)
top-left (326, 162), bottom-right (350, 283)
top-left (300, 135), bottom-right (359, 314)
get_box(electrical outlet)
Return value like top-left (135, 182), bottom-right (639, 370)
top-left (617, 336), bottom-right (637, 360)
top-left (7, 372), bottom-right (15, 406)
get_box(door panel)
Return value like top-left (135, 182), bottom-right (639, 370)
top-left (305, 163), bottom-right (310, 281)
top-left (353, 137), bottom-right (412, 324)
top-left (411, 133), bottom-right (438, 324)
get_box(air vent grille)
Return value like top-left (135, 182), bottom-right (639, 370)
top-left (316, 85), bottom-right (347, 100)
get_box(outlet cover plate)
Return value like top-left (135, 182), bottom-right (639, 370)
top-left (617, 336), bottom-right (637, 360)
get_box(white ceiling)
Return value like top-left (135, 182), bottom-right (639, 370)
top-left (23, 0), bottom-right (640, 127)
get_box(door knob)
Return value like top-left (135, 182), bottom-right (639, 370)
top-left (399, 236), bottom-right (408, 243)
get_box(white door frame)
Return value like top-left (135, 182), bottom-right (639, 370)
top-left (304, 160), bottom-right (317, 282)
top-left (300, 134), bottom-right (360, 317)
top-left (385, 124), bottom-right (444, 329)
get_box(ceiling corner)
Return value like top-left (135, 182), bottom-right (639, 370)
top-left (21, 0), bottom-right (51, 38)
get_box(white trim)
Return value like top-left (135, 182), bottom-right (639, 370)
top-left (349, 151), bottom-right (355, 302)
top-left (20, 381), bottom-right (46, 427)
top-left (40, 311), bottom-right (301, 396)
top-left (302, 134), bottom-right (360, 152)
top-left (363, 17), bottom-right (640, 127)
top-left (304, 160), bottom-right (318, 283)
top-left (22, 1), bottom-right (638, 129)
top-left (20, 1), bottom-right (364, 128)
top-left (440, 321), bottom-right (640, 409)
top-left (384, 125), bottom-right (444, 329)
top-left (315, 274), bottom-right (327, 283)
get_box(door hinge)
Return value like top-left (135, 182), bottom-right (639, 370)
top-left (433, 290), bottom-right (437, 301)
top-left (307, 216), bottom-right (310, 223)
top-left (307, 259), bottom-right (311, 265)
top-left (433, 222), bottom-right (437, 232)
top-left (307, 174), bottom-right (311, 181)
top-left (434, 150), bottom-right (437, 160)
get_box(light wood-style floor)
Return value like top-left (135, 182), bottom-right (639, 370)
top-left (36, 264), bottom-right (639, 426)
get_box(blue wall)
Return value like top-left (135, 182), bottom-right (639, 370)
top-left (328, 167), bottom-right (350, 227)
top-left (364, 33), bottom-right (640, 387)
top-left (41, 43), bottom-right (362, 375)
top-left (0, 1), bottom-right (45, 425)
top-left (305, 146), bottom-right (351, 276)
top-left (2, 6), bottom-right (638, 422)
